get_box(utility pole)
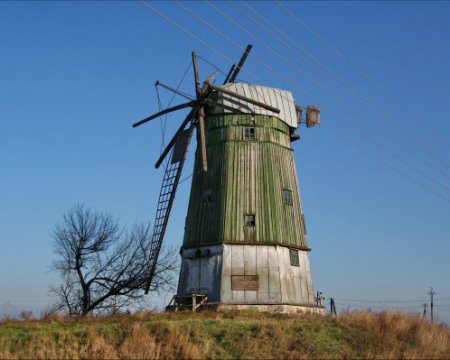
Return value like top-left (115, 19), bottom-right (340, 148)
top-left (330, 297), bottom-right (337, 316)
top-left (422, 303), bottom-right (427, 320)
top-left (428, 287), bottom-right (436, 323)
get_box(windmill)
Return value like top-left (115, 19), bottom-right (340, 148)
top-left (133, 45), bottom-right (323, 313)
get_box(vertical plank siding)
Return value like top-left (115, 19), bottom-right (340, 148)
top-left (183, 114), bottom-right (308, 250)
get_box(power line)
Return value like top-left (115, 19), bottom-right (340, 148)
top-left (336, 303), bottom-right (424, 310)
top-left (276, 1), bottom-right (450, 150)
top-left (336, 298), bottom-right (428, 303)
top-left (196, 54), bottom-right (227, 78)
top-left (336, 297), bottom-right (450, 304)
top-left (325, 126), bottom-right (450, 202)
top-left (200, 1), bottom-right (450, 197)
top-left (234, 1), bottom-right (450, 182)
top-left (429, 287), bottom-right (436, 323)
top-left (139, 0), bottom-right (450, 203)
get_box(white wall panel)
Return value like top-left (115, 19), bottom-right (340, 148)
top-left (177, 244), bottom-right (317, 307)
top-left (214, 83), bottom-right (298, 128)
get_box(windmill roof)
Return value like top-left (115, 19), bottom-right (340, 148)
top-left (212, 82), bottom-right (299, 128)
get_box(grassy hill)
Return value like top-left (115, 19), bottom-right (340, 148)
top-left (0, 310), bottom-right (449, 359)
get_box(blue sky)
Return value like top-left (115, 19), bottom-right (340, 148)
top-left (1, 1), bottom-right (449, 322)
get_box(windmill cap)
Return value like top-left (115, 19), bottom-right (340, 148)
top-left (213, 82), bottom-right (298, 128)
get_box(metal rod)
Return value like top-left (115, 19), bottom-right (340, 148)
top-left (206, 82), bottom-right (280, 114)
top-left (229, 44), bottom-right (253, 83)
top-left (132, 101), bottom-right (196, 128)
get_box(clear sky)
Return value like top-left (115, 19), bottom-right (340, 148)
top-left (1, 1), bottom-right (449, 322)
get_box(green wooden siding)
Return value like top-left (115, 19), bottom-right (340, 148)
top-left (183, 114), bottom-right (308, 249)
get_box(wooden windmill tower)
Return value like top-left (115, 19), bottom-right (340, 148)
top-left (133, 45), bottom-right (323, 314)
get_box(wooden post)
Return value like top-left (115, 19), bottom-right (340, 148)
top-left (229, 44), bottom-right (253, 83)
top-left (192, 51), bottom-right (208, 172)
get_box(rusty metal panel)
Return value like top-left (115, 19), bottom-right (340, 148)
top-left (231, 275), bottom-right (259, 290)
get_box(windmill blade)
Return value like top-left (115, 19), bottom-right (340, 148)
top-left (155, 108), bottom-right (197, 168)
top-left (205, 70), bottom-right (219, 83)
top-left (144, 125), bottom-right (195, 294)
top-left (192, 51), bottom-right (208, 172)
top-left (156, 81), bottom-right (195, 101)
top-left (229, 44), bottom-right (253, 83)
top-left (223, 64), bottom-right (236, 84)
top-left (132, 101), bottom-right (196, 128)
top-left (192, 51), bottom-right (202, 97)
top-left (197, 106), bottom-right (208, 172)
top-left (206, 82), bottom-right (280, 114)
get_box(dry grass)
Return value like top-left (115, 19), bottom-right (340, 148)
top-left (340, 310), bottom-right (450, 359)
top-left (0, 310), bottom-right (448, 359)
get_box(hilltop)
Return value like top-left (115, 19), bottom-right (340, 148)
top-left (0, 310), bottom-right (449, 359)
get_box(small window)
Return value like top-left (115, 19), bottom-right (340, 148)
top-left (202, 189), bottom-right (213, 203)
top-left (283, 189), bottom-right (293, 205)
top-left (244, 127), bottom-right (255, 140)
top-left (244, 214), bottom-right (255, 227)
top-left (302, 214), bottom-right (307, 234)
top-left (289, 249), bottom-right (300, 267)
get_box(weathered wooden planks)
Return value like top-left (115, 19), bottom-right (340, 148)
top-left (183, 113), bottom-right (308, 249)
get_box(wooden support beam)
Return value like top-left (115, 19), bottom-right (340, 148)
top-left (197, 106), bottom-right (208, 172)
top-left (132, 101), bottom-right (196, 128)
top-left (155, 111), bottom-right (195, 168)
top-left (229, 44), bottom-right (252, 83)
top-left (192, 51), bottom-right (208, 172)
top-left (223, 64), bottom-right (236, 84)
top-left (192, 51), bottom-right (202, 97)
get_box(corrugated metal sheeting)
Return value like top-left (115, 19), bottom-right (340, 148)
top-left (183, 113), bottom-right (308, 249)
top-left (210, 83), bottom-right (299, 128)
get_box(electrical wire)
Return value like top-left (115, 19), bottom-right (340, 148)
top-left (234, 1), bottom-right (450, 181)
top-left (139, 0), bottom-right (450, 203)
top-left (202, 1), bottom-right (450, 193)
top-left (196, 54), bottom-right (228, 79)
top-left (335, 302), bottom-right (424, 309)
top-left (325, 126), bottom-right (450, 202)
top-left (175, 1), bottom-right (450, 199)
top-left (336, 298), bottom-right (428, 303)
top-left (276, 0), bottom-right (450, 150)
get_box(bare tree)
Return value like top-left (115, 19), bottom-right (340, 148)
top-left (50, 204), bottom-right (177, 316)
